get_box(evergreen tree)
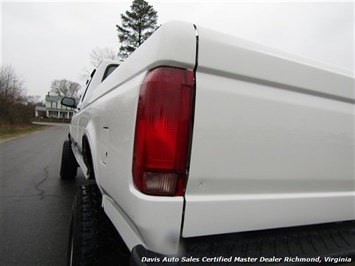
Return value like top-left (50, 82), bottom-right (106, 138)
top-left (116, 0), bottom-right (159, 60)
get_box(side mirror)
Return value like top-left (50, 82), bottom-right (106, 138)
top-left (61, 97), bottom-right (77, 108)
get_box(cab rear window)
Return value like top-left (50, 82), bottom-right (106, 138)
top-left (102, 64), bottom-right (118, 82)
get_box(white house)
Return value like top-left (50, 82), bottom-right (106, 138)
top-left (35, 93), bottom-right (79, 119)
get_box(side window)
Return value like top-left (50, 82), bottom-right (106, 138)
top-left (102, 64), bottom-right (119, 82)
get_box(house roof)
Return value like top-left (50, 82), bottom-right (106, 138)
top-left (45, 95), bottom-right (80, 103)
top-left (45, 95), bottom-right (62, 102)
top-left (35, 106), bottom-right (47, 111)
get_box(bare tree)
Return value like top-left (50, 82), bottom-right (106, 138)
top-left (79, 46), bottom-right (118, 82)
top-left (90, 46), bottom-right (118, 68)
top-left (27, 95), bottom-right (42, 105)
top-left (0, 65), bottom-right (30, 125)
top-left (79, 67), bottom-right (92, 83)
top-left (50, 79), bottom-right (81, 98)
top-left (0, 65), bottom-right (24, 103)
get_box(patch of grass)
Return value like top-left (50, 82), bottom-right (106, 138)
top-left (0, 124), bottom-right (50, 140)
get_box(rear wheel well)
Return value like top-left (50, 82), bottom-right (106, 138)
top-left (82, 136), bottom-right (95, 180)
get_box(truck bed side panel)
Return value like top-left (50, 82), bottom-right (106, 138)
top-left (183, 25), bottom-right (354, 237)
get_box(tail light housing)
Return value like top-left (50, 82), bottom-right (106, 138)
top-left (132, 67), bottom-right (195, 196)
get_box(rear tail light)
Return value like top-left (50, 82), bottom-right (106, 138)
top-left (132, 67), bottom-right (195, 196)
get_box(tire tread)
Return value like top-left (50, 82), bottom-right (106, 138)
top-left (69, 184), bottom-right (130, 266)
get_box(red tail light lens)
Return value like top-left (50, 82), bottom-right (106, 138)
top-left (132, 67), bottom-right (195, 196)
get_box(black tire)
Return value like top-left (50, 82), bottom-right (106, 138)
top-left (60, 140), bottom-right (78, 180)
top-left (68, 184), bottom-right (130, 266)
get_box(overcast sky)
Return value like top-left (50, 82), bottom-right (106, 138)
top-left (1, 1), bottom-right (353, 100)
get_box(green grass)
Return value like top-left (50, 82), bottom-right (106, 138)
top-left (0, 124), bottom-right (50, 140)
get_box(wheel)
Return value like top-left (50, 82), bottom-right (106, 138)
top-left (60, 140), bottom-right (78, 180)
top-left (67, 184), bottom-right (130, 266)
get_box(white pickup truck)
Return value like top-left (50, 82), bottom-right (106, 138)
top-left (60, 21), bottom-right (355, 265)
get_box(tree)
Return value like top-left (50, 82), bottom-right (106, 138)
top-left (0, 65), bottom-right (24, 105)
top-left (80, 47), bottom-right (118, 82)
top-left (27, 95), bottom-right (42, 105)
top-left (0, 65), bottom-right (43, 126)
top-left (116, 0), bottom-right (159, 60)
top-left (0, 65), bottom-right (29, 126)
top-left (90, 46), bottom-right (118, 68)
top-left (50, 79), bottom-right (81, 98)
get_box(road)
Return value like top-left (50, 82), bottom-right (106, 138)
top-left (0, 124), bottom-right (87, 266)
